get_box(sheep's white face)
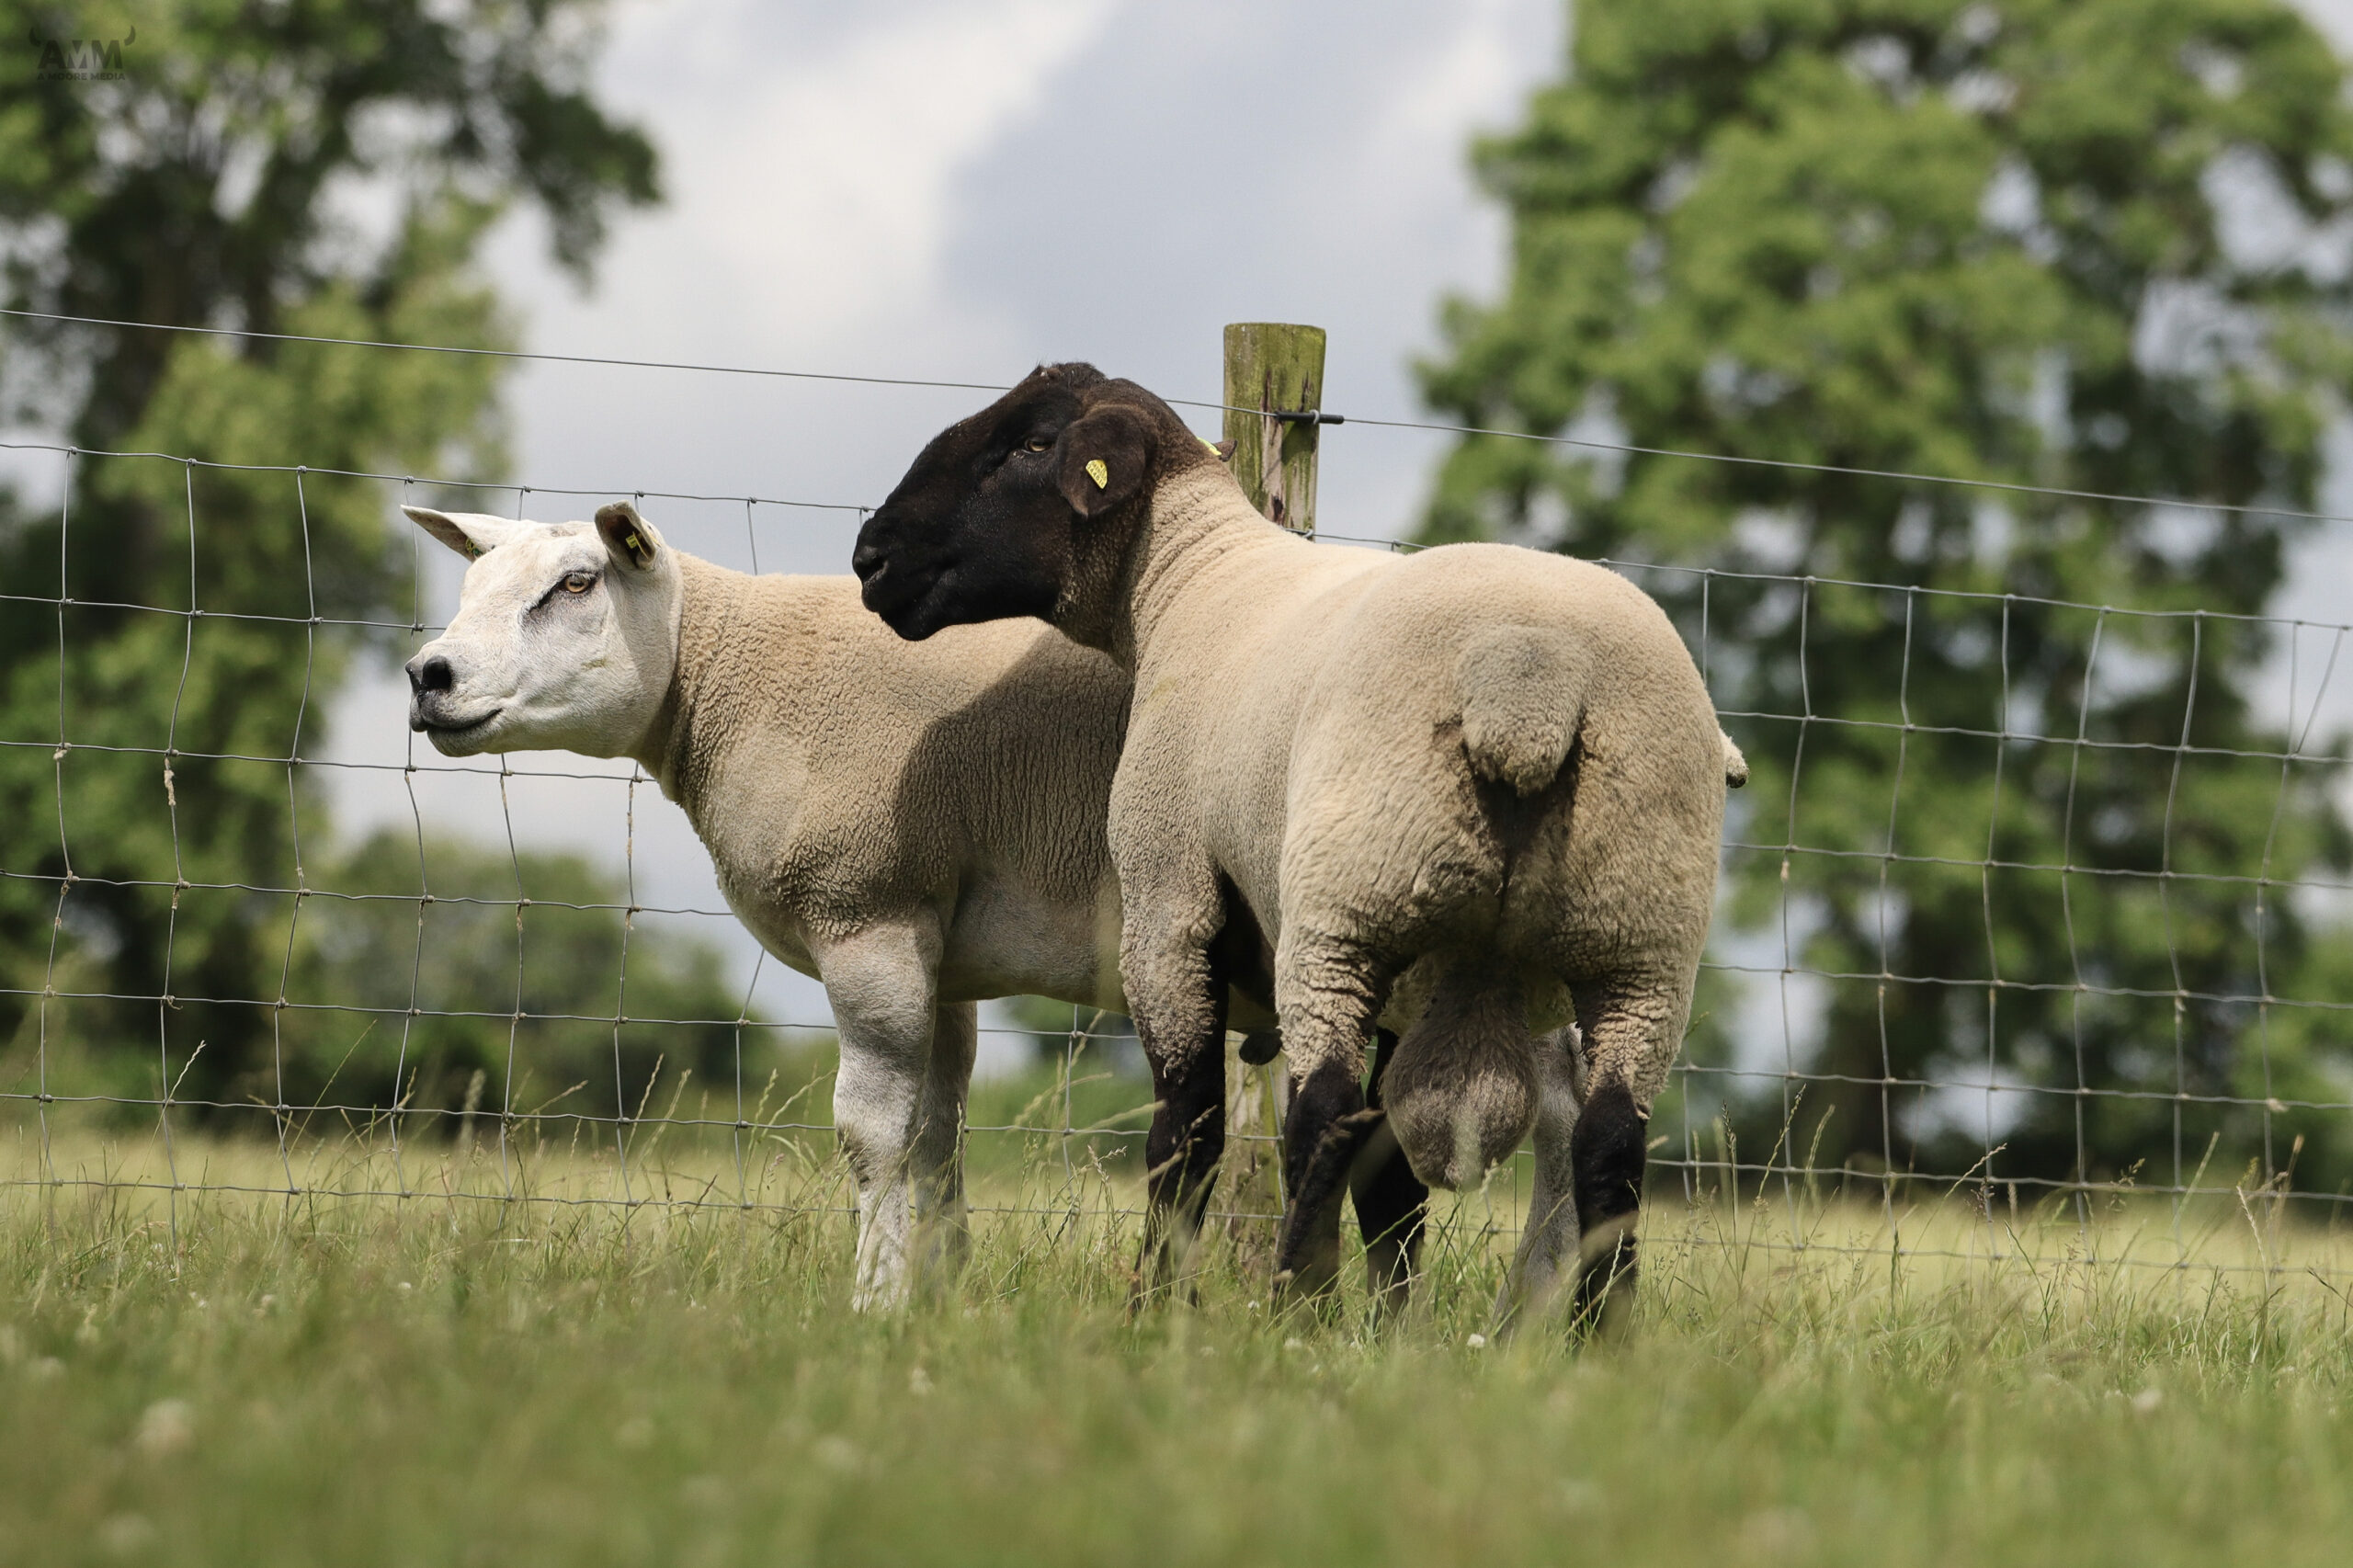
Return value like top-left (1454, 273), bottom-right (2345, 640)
top-left (402, 505), bottom-right (680, 759)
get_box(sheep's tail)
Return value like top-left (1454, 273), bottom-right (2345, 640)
top-left (1381, 967), bottom-right (1541, 1190)
top-left (1457, 624), bottom-right (1586, 796)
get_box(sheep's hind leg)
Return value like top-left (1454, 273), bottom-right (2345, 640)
top-left (1564, 974), bottom-right (1683, 1336)
top-left (1125, 922), bottom-right (1230, 1310)
top-left (1494, 1025), bottom-right (1583, 1333)
top-left (1272, 933), bottom-right (1387, 1308)
top-left (1567, 1074), bottom-right (1646, 1335)
top-left (907, 1000), bottom-right (976, 1293)
top-left (1350, 1028), bottom-right (1427, 1316)
top-left (822, 923), bottom-right (941, 1312)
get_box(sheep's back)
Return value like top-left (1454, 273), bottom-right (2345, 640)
top-left (677, 571), bottom-right (1129, 947)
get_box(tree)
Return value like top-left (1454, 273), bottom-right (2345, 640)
top-left (270, 831), bottom-right (753, 1131)
top-left (0, 1), bottom-right (665, 1114)
top-left (1420, 0), bottom-right (2353, 1193)
top-left (28, 827), bottom-right (761, 1124)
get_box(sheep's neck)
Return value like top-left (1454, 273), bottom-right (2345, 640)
top-left (1099, 466), bottom-right (1297, 669)
top-left (630, 551), bottom-right (737, 811)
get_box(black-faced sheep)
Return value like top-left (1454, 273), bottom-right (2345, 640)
top-left (400, 502), bottom-right (1381, 1307)
top-left (851, 365), bottom-right (1733, 1328)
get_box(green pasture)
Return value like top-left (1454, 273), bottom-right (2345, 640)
top-left (3, 1092), bottom-right (2351, 1568)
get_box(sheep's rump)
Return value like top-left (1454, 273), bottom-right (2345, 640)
top-left (1275, 545), bottom-right (1727, 1184)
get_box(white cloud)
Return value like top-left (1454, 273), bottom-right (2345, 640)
top-left (593, 0), bottom-right (1116, 360)
top-left (1378, 0), bottom-right (1532, 146)
top-left (2300, 0), bottom-right (2353, 50)
top-left (454, 0), bottom-right (1134, 568)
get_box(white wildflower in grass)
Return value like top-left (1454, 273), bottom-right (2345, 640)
top-left (131, 1400), bottom-right (194, 1458)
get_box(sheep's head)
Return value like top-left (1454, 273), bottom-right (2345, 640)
top-left (402, 502), bottom-right (681, 759)
top-left (852, 362), bottom-right (1210, 646)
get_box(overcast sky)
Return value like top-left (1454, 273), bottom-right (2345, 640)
top-left (319, 0), bottom-right (2353, 1074)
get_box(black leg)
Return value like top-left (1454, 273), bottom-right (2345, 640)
top-left (1274, 1058), bottom-right (1377, 1305)
top-left (1349, 1028), bottom-right (1427, 1314)
top-left (1132, 1035), bottom-right (1226, 1308)
top-left (1567, 1075), bottom-right (1647, 1336)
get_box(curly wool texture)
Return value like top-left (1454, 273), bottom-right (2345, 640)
top-left (649, 560), bottom-right (1132, 994)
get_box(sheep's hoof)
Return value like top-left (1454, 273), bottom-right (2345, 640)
top-left (1270, 1248), bottom-right (1343, 1311)
top-left (1269, 1264), bottom-right (1324, 1300)
top-left (1125, 1262), bottom-right (1169, 1319)
top-left (1565, 1236), bottom-right (1639, 1342)
top-left (1127, 1255), bottom-right (1203, 1316)
top-left (1364, 1248), bottom-right (1416, 1320)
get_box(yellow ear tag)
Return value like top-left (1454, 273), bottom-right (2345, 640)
top-left (1086, 459), bottom-right (1108, 490)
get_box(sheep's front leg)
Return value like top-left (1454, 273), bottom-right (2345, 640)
top-left (1494, 1025), bottom-right (1584, 1332)
top-left (909, 1001), bottom-right (976, 1289)
top-left (822, 922), bottom-right (942, 1312)
top-left (1123, 912), bottom-right (1229, 1308)
top-left (1272, 930), bottom-right (1387, 1306)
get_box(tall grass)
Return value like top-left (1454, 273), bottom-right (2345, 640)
top-left (4, 1107), bottom-right (2351, 1567)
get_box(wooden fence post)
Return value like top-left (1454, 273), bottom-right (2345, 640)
top-left (1218, 323), bottom-right (1327, 1274)
top-left (1222, 322), bottom-right (1327, 536)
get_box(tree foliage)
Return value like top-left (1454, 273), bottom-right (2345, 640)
top-left (0, 2), bottom-right (732, 1119)
top-left (33, 829), bottom-right (756, 1129)
top-left (1421, 0), bottom-right (2353, 1189)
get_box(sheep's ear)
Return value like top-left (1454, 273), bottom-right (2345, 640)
top-left (1056, 405), bottom-right (1152, 518)
top-left (404, 506), bottom-right (524, 561)
top-left (594, 501), bottom-right (663, 570)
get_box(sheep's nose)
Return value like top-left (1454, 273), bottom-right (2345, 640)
top-left (406, 652), bottom-right (455, 695)
top-left (850, 540), bottom-right (885, 583)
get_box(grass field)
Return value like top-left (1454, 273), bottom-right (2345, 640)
top-left (5, 1102), bottom-right (2353, 1567)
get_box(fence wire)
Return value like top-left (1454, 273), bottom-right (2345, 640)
top-left (5, 333), bottom-right (2353, 1290)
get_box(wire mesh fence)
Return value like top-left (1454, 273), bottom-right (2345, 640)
top-left (6, 329), bottom-right (2353, 1289)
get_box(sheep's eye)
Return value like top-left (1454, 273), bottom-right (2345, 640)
top-left (1024, 435), bottom-right (1053, 453)
top-left (562, 572), bottom-right (596, 594)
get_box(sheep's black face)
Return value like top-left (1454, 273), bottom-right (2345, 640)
top-left (855, 362), bottom-right (1155, 642)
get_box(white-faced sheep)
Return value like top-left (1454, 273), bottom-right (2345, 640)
top-left (400, 502), bottom-right (1379, 1307)
top-left (852, 365), bottom-right (1738, 1329)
